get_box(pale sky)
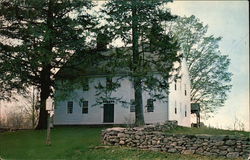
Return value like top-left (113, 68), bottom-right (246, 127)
top-left (168, 1), bottom-right (249, 131)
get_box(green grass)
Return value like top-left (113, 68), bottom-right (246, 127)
top-left (0, 126), bottom-right (246, 160)
top-left (167, 126), bottom-right (250, 137)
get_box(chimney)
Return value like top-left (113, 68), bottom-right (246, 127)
top-left (96, 33), bottom-right (109, 51)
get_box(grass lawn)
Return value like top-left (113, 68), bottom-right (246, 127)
top-left (0, 126), bottom-right (247, 160)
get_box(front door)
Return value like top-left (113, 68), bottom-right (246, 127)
top-left (103, 104), bottom-right (114, 123)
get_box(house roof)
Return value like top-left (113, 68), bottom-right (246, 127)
top-left (55, 46), bottom-right (182, 80)
top-left (55, 47), bottom-right (132, 80)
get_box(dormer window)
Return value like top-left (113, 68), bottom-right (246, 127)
top-left (106, 77), bottom-right (112, 88)
top-left (82, 80), bottom-right (89, 91)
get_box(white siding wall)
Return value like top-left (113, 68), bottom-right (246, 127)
top-left (168, 59), bottom-right (191, 127)
top-left (54, 76), bottom-right (169, 125)
top-left (54, 77), bottom-right (105, 124)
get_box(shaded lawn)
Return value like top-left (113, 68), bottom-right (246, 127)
top-left (167, 126), bottom-right (250, 137)
top-left (0, 126), bottom-right (245, 160)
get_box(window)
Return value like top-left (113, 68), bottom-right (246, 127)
top-left (185, 105), bottom-right (187, 117)
top-left (184, 84), bottom-right (187, 96)
top-left (147, 99), bottom-right (154, 112)
top-left (67, 101), bottom-right (73, 114)
top-left (82, 80), bottom-right (89, 91)
top-left (174, 101), bottom-right (177, 114)
top-left (174, 80), bottom-right (177, 91)
top-left (82, 101), bottom-right (88, 114)
top-left (130, 99), bottom-right (135, 112)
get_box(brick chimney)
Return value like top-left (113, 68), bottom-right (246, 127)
top-left (96, 33), bottom-right (109, 51)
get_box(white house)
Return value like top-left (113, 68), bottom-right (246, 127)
top-left (54, 49), bottom-right (191, 127)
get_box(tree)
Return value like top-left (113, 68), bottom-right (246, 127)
top-left (0, 0), bottom-right (96, 129)
top-left (170, 15), bottom-right (232, 118)
top-left (100, 0), bottom-right (180, 125)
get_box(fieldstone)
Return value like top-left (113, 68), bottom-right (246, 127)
top-left (215, 141), bottom-right (224, 146)
top-left (168, 148), bottom-right (177, 153)
top-left (236, 145), bottom-right (242, 148)
top-left (219, 146), bottom-right (228, 150)
top-left (170, 142), bottom-right (177, 146)
top-left (243, 144), bottom-right (250, 148)
top-left (203, 152), bottom-right (214, 156)
top-left (243, 154), bottom-right (250, 159)
top-left (226, 152), bottom-right (239, 158)
top-left (225, 140), bottom-right (236, 146)
top-left (210, 149), bottom-right (220, 153)
top-left (190, 146), bottom-right (198, 150)
top-left (202, 142), bottom-right (209, 146)
top-left (235, 148), bottom-right (242, 152)
top-left (195, 148), bottom-right (204, 154)
top-left (152, 136), bottom-right (158, 140)
top-left (177, 140), bottom-right (185, 145)
top-left (195, 140), bottom-right (203, 144)
top-left (152, 140), bottom-right (157, 145)
top-left (219, 151), bottom-right (228, 156)
top-left (119, 140), bottom-right (125, 145)
top-left (243, 149), bottom-right (250, 153)
top-left (118, 133), bottom-right (125, 138)
top-left (181, 150), bottom-right (195, 155)
top-left (157, 140), bottom-right (161, 145)
top-left (185, 144), bottom-right (192, 147)
top-left (227, 148), bottom-right (235, 152)
top-left (175, 146), bottom-right (184, 150)
top-left (106, 127), bottom-right (126, 132)
top-left (240, 141), bottom-right (247, 145)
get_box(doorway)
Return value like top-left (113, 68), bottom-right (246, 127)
top-left (103, 104), bottom-right (114, 123)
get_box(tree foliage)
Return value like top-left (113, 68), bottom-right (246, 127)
top-left (0, 0), bottom-right (96, 129)
top-left (100, 0), bottom-right (180, 125)
top-left (170, 15), bottom-right (232, 118)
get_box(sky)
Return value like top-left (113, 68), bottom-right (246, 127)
top-left (168, 1), bottom-right (249, 131)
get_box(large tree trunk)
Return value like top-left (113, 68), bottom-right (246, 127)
top-left (134, 77), bottom-right (144, 126)
top-left (36, 98), bottom-right (48, 130)
top-left (36, 66), bottom-right (51, 130)
top-left (132, 0), bottom-right (145, 126)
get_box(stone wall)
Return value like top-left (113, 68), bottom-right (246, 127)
top-left (102, 122), bottom-right (250, 159)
